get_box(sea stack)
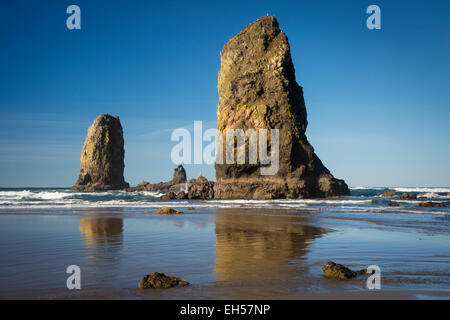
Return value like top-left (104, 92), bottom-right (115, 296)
top-left (214, 16), bottom-right (349, 199)
top-left (72, 114), bottom-right (129, 191)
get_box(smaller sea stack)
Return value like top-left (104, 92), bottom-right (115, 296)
top-left (72, 114), bottom-right (129, 191)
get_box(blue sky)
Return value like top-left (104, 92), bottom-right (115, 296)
top-left (0, 0), bottom-right (449, 188)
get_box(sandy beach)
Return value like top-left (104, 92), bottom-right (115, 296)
top-left (0, 194), bottom-right (448, 300)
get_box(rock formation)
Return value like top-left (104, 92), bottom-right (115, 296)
top-left (322, 261), bottom-right (366, 280)
top-left (72, 114), bottom-right (129, 191)
top-left (145, 207), bottom-right (183, 215)
top-left (138, 272), bottom-right (189, 289)
top-left (187, 176), bottom-right (215, 200)
top-left (214, 16), bottom-right (349, 199)
top-left (382, 189), bottom-right (396, 197)
top-left (418, 201), bottom-right (447, 208)
top-left (127, 165), bottom-right (187, 192)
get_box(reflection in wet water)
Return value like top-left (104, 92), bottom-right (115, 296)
top-left (79, 217), bottom-right (123, 246)
top-left (214, 209), bottom-right (328, 282)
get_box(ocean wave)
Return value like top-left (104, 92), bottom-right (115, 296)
top-left (0, 188), bottom-right (447, 214)
top-left (391, 187), bottom-right (450, 193)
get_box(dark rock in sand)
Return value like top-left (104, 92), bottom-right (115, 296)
top-left (138, 272), bottom-right (189, 289)
top-left (418, 202), bottom-right (447, 208)
top-left (214, 16), bottom-right (349, 200)
top-left (127, 165), bottom-right (187, 192)
top-left (145, 207), bottom-right (183, 215)
top-left (382, 190), bottom-right (396, 197)
top-left (388, 202), bottom-right (400, 207)
top-left (72, 114), bottom-right (129, 191)
top-left (322, 261), bottom-right (366, 280)
top-left (188, 176), bottom-right (215, 199)
top-left (398, 193), bottom-right (417, 200)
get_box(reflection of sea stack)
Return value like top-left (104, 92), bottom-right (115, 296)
top-left (72, 114), bottom-right (129, 191)
top-left (78, 217), bottom-right (123, 245)
top-left (214, 210), bottom-right (327, 282)
top-left (214, 16), bottom-right (349, 199)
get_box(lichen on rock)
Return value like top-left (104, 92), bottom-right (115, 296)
top-left (214, 16), bottom-right (349, 199)
top-left (322, 261), bottom-right (366, 280)
top-left (138, 272), bottom-right (189, 289)
top-left (72, 114), bottom-right (129, 191)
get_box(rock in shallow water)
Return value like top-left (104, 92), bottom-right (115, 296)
top-left (322, 261), bottom-right (366, 280)
top-left (145, 207), bottom-right (183, 215)
top-left (138, 272), bottom-right (189, 289)
top-left (388, 202), bottom-right (400, 207)
top-left (382, 190), bottom-right (396, 197)
top-left (418, 202), bottom-right (447, 208)
top-left (214, 16), bottom-right (349, 199)
top-left (72, 114), bottom-right (129, 191)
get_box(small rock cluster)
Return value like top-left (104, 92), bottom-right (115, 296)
top-left (322, 261), bottom-right (366, 280)
top-left (138, 272), bottom-right (189, 289)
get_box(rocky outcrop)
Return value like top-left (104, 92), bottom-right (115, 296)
top-left (72, 114), bottom-right (129, 191)
top-left (138, 272), bottom-right (189, 289)
top-left (382, 189), bottom-right (396, 197)
top-left (145, 207), bottom-right (183, 215)
top-left (214, 16), bottom-right (349, 199)
top-left (388, 202), bottom-right (400, 207)
top-left (398, 193), bottom-right (417, 199)
top-left (322, 261), bottom-right (366, 280)
top-left (187, 176), bottom-right (215, 199)
top-left (127, 165), bottom-right (187, 192)
top-left (418, 202), bottom-right (447, 208)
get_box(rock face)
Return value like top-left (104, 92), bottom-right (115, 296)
top-left (382, 189), bottom-right (396, 197)
top-left (127, 165), bottom-right (187, 192)
top-left (172, 165), bottom-right (187, 184)
top-left (138, 272), bottom-right (189, 289)
top-left (418, 202), bottom-right (447, 208)
top-left (398, 193), bottom-right (417, 199)
top-left (214, 16), bottom-right (349, 199)
top-left (72, 114), bottom-right (129, 191)
top-left (145, 207), bottom-right (183, 215)
top-left (187, 176), bottom-right (215, 199)
top-left (322, 261), bottom-right (366, 280)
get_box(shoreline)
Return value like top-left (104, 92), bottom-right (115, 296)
top-left (0, 207), bottom-right (449, 299)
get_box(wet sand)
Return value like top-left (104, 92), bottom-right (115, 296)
top-left (0, 207), bottom-right (449, 299)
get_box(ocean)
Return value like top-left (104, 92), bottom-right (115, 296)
top-left (0, 187), bottom-right (449, 213)
top-left (0, 187), bottom-right (449, 299)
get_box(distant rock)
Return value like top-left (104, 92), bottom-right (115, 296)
top-left (388, 202), bottom-right (400, 207)
top-left (382, 190), bottom-right (396, 197)
top-left (127, 165), bottom-right (187, 192)
top-left (188, 176), bottom-right (214, 199)
top-left (138, 272), bottom-right (189, 289)
top-left (446, 193), bottom-right (450, 197)
top-left (322, 261), bottom-right (366, 280)
top-left (398, 193), bottom-right (417, 199)
top-left (146, 207), bottom-right (183, 215)
top-left (172, 165), bottom-right (187, 184)
top-left (213, 16), bottom-right (349, 199)
top-left (158, 191), bottom-right (176, 200)
top-left (72, 114), bottom-right (129, 191)
top-left (418, 202), bottom-right (447, 208)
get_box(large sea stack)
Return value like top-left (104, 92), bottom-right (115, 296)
top-left (214, 16), bottom-right (349, 199)
top-left (72, 114), bottom-right (129, 191)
